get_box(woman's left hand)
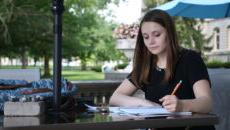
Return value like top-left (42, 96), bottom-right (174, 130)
top-left (159, 95), bottom-right (182, 112)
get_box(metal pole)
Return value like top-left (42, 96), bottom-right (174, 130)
top-left (52, 0), bottom-right (64, 112)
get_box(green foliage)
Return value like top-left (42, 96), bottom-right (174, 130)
top-left (0, 65), bottom-right (104, 80)
top-left (206, 60), bottom-right (223, 68)
top-left (206, 60), bottom-right (230, 68)
top-left (116, 62), bottom-right (129, 69)
top-left (223, 62), bottom-right (230, 68)
top-left (0, 0), bottom-right (53, 70)
top-left (143, 0), bottom-right (169, 11)
top-left (0, 0), bottom-right (122, 71)
top-left (175, 18), bottom-right (210, 54)
top-left (91, 65), bottom-right (102, 72)
top-left (91, 20), bottom-right (125, 62)
top-left (62, 69), bottom-right (104, 80)
top-left (62, 0), bottom-right (123, 67)
top-left (0, 0), bottom-right (14, 56)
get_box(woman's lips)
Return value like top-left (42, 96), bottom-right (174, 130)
top-left (149, 46), bottom-right (159, 50)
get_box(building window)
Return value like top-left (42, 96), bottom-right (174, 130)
top-left (227, 26), bottom-right (230, 49)
top-left (214, 28), bottom-right (220, 50)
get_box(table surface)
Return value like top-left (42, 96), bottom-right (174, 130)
top-left (0, 109), bottom-right (219, 130)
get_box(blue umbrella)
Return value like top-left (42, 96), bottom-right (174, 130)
top-left (155, 0), bottom-right (230, 18)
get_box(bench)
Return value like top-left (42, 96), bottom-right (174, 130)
top-left (0, 69), bottom-right (40, 82)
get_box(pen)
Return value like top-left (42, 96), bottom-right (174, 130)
top-left (171, 80), bottom-right (182, 95)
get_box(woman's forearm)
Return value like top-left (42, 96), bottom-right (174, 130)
top-left (180, 96), bottom-right (212, 113)
top-left (109, 93), bottom-right (160, 107)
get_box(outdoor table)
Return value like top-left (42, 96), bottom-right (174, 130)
top-left (0, 109), bottom-right (219, 130)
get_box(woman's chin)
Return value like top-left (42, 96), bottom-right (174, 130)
top-left (149, 50), bottom-right (161, 55)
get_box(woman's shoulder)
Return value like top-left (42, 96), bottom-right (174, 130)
top-left (180, 48), bottom-right (202, 61)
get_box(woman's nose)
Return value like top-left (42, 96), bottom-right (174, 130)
top-left (149, 37), bottom-right (155, 44)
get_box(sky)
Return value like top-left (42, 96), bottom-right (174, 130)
top-left (104, 0), bottom-right (142, 24)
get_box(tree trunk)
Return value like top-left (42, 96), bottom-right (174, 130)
top-left (10, 59), bottom-right (13, 66)
top-left (81, 59), bottom-right (87, 70)
top-left (34, 57), bottom-right (38, 67)
top-left (0, 57), bottom-right (1, 68)
top-left (43, 55), bottom-right (51, 78)
top-left (21, 52), bottom-right (28, 69)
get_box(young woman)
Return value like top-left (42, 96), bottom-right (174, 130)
top-left (109, 9), bottom-right (214, 130)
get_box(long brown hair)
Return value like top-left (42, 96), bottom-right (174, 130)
top-left (131, 9), bottom-right (180, 87)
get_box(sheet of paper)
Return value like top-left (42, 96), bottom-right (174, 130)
top-left (84, 104), bottom-right (120, 113)
top-left (85, 104), bottom-right (191, 116)
top-left (118, 107), bottom-right (191, 116)
top-left (84, 104), bottom-right (98, 111)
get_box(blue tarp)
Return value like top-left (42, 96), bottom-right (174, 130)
top-left (0, 78), bottom-right (78, 112)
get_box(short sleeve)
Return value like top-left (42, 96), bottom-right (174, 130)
top-left (126, 73), bottom-right (145, 91)
top-left (184, 51), bottom-right (210, 87)
top-left (126, 73), bottom-right (132, 82)
top-left (126, 73), bottom-right (136, 86)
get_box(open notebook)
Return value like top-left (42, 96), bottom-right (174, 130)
top-left (85, 104), bottom-right (191, 116)
top-left (117, 106), bottom-right (191, 116)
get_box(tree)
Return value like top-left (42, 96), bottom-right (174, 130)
top-left (0, 0), bottom-right (123, 74)
top-left (92, 20), bottom-right (125, 62)
top-left (0, 0), bottom-right (14, 60)
top-left (62, 0), bottom-right (123, 70)
top-left (0, 0), bottom-right (53, 70)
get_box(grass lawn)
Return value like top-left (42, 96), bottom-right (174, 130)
top-left (62, 70), bottom-right (104, 81)
top-left (0, 66), bottom-right (104, 81)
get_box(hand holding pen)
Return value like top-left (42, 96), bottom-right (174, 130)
top-left (159, 80), bottom-right (183, 112)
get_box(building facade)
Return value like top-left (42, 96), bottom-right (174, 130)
top-left (202, 18), bottom-right (230, 62)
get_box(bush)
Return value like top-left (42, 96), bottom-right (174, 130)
top-left (116, 62), bottom-right (129, 69)
top-left (223, 62), bottom-right (230, 68)
top-left (91, 66), bottom-right (102, 72)
top-left (206, 60), bottom-right (224, 68)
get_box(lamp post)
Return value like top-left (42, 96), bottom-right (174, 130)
top-left (51, 0), bottom-right (64, 112)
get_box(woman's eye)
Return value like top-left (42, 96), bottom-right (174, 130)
top-left (143, 36), bottom-right (149, 39)
top-left (155, 34), bottom-right (160, 37)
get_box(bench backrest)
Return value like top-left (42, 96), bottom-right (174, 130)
top-left (0, 69), bottom-right (40, 82)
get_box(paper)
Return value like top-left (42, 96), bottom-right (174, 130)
top-left (118, 106), bottom-right (191, 116)
top-left (84, 104), bottom-right (98, 111)
top-left (84, 104), bottom-right (120, 113)
top-left (84, 104), bottom-right (191, 116)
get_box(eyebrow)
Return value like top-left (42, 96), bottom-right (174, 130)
top-left (142, 30), bottom-right (161, 35)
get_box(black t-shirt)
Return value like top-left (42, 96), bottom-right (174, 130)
top-left (142, 49), bottom-right (210, 104)
top-left (128, 49), bottom-right (215, 130)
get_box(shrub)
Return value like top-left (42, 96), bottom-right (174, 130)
top-left (206, 60), bottom-right (224, 68)
top-left (116, 62), bottom-right (129, 69)
top-left (223, 62), bottom-right (230, 68)
top-left (91, 66), bottom-right (102, 72)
